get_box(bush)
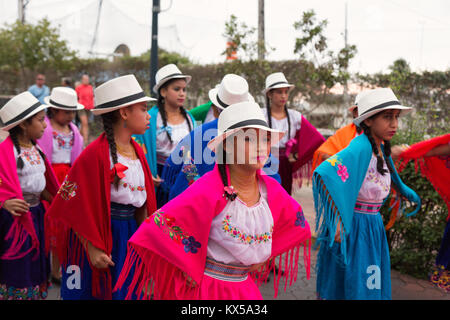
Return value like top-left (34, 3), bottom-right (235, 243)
top-left (380, 113), bottom-right (448, 279)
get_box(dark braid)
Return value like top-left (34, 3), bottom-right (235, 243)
top-left (101, 111), bottom-right (120, 190)
top-left (31, 139), bottom-right (47, 163)
top-left (284, 104), bottom-right (291, 140)
top-left (9, 126), bottom-right (24, 170)
top-left (266, 96), bottom-right (272, 129)
top-left (179, 106), bottom-right (192, 132)
top-left (360, 122), bottom-right (388, 175)
top-left (217, 143), bottom-right (237, 201)
top-left (157, 95), bottom-right (173, 144)
top-left (383, 139), bottom-right (394, 174)
top-left (266, 95), bottom-right (291, 139)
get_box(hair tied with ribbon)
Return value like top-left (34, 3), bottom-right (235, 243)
top-left (223, 185), bottom-right (238, 201)
top-left (110, 163), bottom-right (128, 182)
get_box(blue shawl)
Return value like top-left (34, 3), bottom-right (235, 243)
top-left (161, 118), bottom-right (281, 200)
top-left (133, 105), bottom-right (197, 177)
top-left (312, 133), bottom-right (421, 265)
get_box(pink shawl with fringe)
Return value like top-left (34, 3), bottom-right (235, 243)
top-left (115, 164), bottom-right (311, 300)
top-left (0, 136), bottom-right (59, 260)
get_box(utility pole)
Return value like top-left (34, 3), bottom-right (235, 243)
top-left (18, 0), bottom-right (30, 23)
top-left (258, 0), bottom-right (265, 60)
top-left (342, 2), bottom-right (350, 124)
top-left (150, 0), bottom-right (160, 94)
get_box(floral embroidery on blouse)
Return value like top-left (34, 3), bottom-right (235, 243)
top-left (57, 176), bottom-right (78, 200)
top-left (326, 155), bottom-right (349, 182)
top-left (120, 180), bottom-right (145, 192)
top-left (52, 130), bottom-right (74, 150)
top-left (365, 167), bottom-right (390, 192)
top-left (222, 214), bottom-right (273, 245)
top-left (20, 148), bottom-right (42, 166)
top-left (295, 209), bottom-right (306, 227)
top-left (151, 210), bottom-right (201, 253)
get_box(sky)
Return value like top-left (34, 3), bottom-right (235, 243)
top-left (1, 0), bottom-right (449, 75)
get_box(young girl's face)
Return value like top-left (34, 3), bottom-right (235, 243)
top-left (268, 87), bottom-right (289, 108)
top-left (121, 102), bottom-right (150, 135)
top-left (20, 110), bottom-right (47, 140)
top-left (160, 79), bottom-right (187, 108)
top-left (226, 128), bottom-right (272, 171)
top-left (53, 109), bottom-right (76, 126)
top-left (364, 109), bottom-right (401, 142)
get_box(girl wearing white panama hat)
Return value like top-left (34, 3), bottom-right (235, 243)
top-left (0, 91), bottom-right (60, 300)
top-left (115, 101), bottom-right (312, 300)
top-left (45, 74), bottom-right (158, 300)
top-left (133, 64), bottom-right (196, 208)
top-left (35, 86), bottom-right (85, 284)
top-left (313, 88), bottom-right (421, 300)
top-left (262, 72), bottom-right (324, 195)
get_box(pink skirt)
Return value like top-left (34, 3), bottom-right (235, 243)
top-left (196, 274), bottom-right (262, 300)
top-left (170, 257), bottom-right (263, 300)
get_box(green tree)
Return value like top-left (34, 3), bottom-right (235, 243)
top-left (221, 14), bottom-right (274, 61)
top-left (0, 18), bottom-right (77, 90)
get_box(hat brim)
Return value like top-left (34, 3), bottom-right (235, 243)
top-left (207, 125), bottom-right (285, 152)
top-left (353, 105), bottom-right (413, 127)
top-left (44, 96), bottom-right (85, 111)
top-left (153, 75), bottom-right (192, 94)
top-left (1, 104), bottom-right (47, 131)
top-left (91, 96), bottom-right (157, 116)
top-left (262, 84), bottom-right (295, 96)
top-left (208, 88), bottom-right (255, 110)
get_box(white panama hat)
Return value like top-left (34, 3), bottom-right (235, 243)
top-left (152, 64), bottom-right (192, 94)
top-left (208, 74), bottom-right (254, 110)
top-left (92, 74), bottom-right (156, 116)
top-left (262, 72), bottom-right (295, 96)
top-left (44, 87), bottom-right (84, 111)
top-left (353, 88), bottom-right (413, 127)
top-left (207, 101), bottom-right (285, 151)
top-left (0, 91), bottom-right (47, 131)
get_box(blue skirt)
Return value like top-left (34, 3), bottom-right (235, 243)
top-left (0, 203), bottom-right (50, 300)
top-left (316, 202), bottom-right (391, 300)
top-left (156, 162), bottom-right (169, 208)
top-left (61, 202), bottom-right (138, 300)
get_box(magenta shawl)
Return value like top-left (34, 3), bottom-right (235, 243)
top-left (0, 137), bottom-right (59, 260)
top-left (37, 116), bottom-right (84, 165)
top-left (115, 164), bottom-right (311, 299)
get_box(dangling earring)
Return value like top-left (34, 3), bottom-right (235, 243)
top-left (123, 120), bottom-right (127, 128)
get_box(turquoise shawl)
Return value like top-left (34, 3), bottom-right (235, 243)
top-left (312, 133), bottom-right (421, 265)
top-left (133, 106), bottom-right (197, 177)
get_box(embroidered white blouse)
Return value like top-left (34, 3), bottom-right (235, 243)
top-left (262, 108), bottom-right (302, 149)
top-left (109, 152), bottom-right (147, 208)
top-left (207, 179), bottom-right (273, 266)
top-left (14, 146), bottom-right (46, 194)
top-left (155, 112), bottom-right (192, 163)
top-left (51, 129), bottom-right (74, 164)
top-left (357, 154), bottom-right (391, 202)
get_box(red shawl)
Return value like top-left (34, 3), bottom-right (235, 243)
top-left (287, 115), bottom-right (325, 190)
top-left (45, 133), bottom-right (156, 299)
top-left (115, 165), bottom-right (311, 300)
top-left (0, 136), bottom-right (59, 260)
top-left (398, 133), bottom-right (450, 221)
